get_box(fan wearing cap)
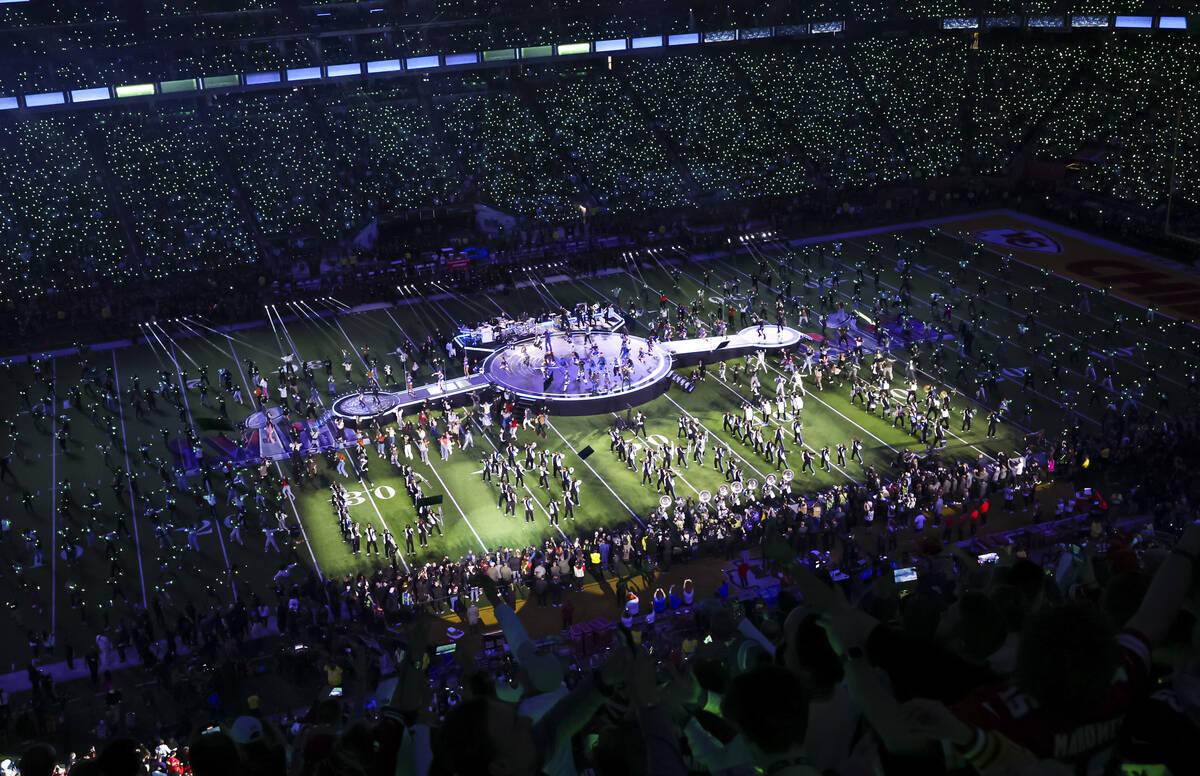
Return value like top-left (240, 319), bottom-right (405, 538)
top-left (228, 715), bottom-right (287, 776)
top-left (228, 716), bottom-right (263, 745)
top-left (621, 591), bottom-right (639, 629)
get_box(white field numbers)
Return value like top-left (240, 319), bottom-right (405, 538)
top-left (333, 434), bottom-right (666, 509)
top-left (628, 433), bottom-right (672, 457)
top-left (342, 485), bottom-right (398, 506)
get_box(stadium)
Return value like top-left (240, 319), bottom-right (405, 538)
top-left (0, 1), bottom-right (1198, 774)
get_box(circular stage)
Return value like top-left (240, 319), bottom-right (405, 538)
top-left (734, 324), bottom-right (803, 349)
top-left (245, 406), bottom-right (287, 429)
top-left (331, 390), bottom-right (405, 421)
top-left (483, 331), bottom-right (673, 415)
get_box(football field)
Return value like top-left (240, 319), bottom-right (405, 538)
top-left (1, 211), bottom-right (1189, 668)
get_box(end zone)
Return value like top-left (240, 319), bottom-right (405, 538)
top-left (935, 210), bottom-right (1200, 325)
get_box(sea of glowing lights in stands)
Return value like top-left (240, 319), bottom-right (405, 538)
top-left (0, 34), bottom-right (1198, 304)
top-left (0, 14), bottom-right (1191, 113)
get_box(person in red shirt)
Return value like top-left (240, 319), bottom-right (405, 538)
top-left (950, 604), bottom-right (1149, 766)
top-left (918, 523), bottom-right (1200, 771)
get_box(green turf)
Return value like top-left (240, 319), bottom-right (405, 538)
top-left (1, 222), bottom-right (1185, 668)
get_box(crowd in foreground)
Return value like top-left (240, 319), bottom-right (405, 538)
top-left (6, 499), bottom-right (1199, 776)
top-left (6, 327), bottom-right (1200, 775)
top-left (7, 207), bottom-right (1200, 773)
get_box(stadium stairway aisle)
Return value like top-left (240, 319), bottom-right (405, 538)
top-left (0, 619), bottom-right (284, 696)
top-left (0, 482), bottom-right (1118, 698)
top-left (0, 559), bottom-right (733, 697)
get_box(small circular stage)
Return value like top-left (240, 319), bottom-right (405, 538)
top-left (331, 390), bottom-right (405, 422)
top-left (483, 331), bottom-right (673, 415)
top-left (734, 324), bottom-right (804, 349)
top-left (662, 324), bottom-right (805, 367)
top-left (245, 406), bottom-right (287, 429)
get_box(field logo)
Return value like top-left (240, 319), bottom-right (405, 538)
top-left (974, 228), bottom-right (1063, 254)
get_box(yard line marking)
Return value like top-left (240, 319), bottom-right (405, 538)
top-left (221, 322), bottom-right (323, 578)
top-left (469, 418), bottom-right (569, 540)
top-left (163, 337), bottom-right (237, 600)
top-left (49, 359), bottom-right (57, 641)
top-left (271, 307), bottom-right (412, 571)
top-left (415, 452), bottom-right (489, 553)
top-left (612, 418), bottom-right (708, 498)
top-left (564, 276), bottom-right (764, 493)
top-left (660, 393), bottom-right (770, 482)
top-left (315, 307), bottom-right (487, 554)
top-left (711, 374), bottom-right (861, 485)
top-left (547, 421), bottom-right (644, 527)
top-left (417, 299), bottom-right (622, 538)
top-left (112, 350), bottom-right (149, 608)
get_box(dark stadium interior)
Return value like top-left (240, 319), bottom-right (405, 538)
top-left (0, 2), bottom-right (1199, 776)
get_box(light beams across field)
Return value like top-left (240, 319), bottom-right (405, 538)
top-left (174, 314), bottom-right (323, 577)
top-left (150, 323), bottom-right (237, 600)
top-left (268, 303), bottom-right (415, 570)
top-left (286, 301), bottom-right (488, 555)
top-left (111, 350), bottom-right (149, 608)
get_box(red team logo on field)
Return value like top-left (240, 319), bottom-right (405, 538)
top-left (974, 228), bottom-right (1064, 254)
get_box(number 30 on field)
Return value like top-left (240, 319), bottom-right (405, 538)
top-left (342, 485), bottom-right (396, 506)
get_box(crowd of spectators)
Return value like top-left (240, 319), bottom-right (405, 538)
top-left (4, 217), bottom-right (1200, 776)
top-left (3, 6), bottom-right (1200, 774)
top-left (1, 37), bottom-right (1198, 340)
top-left (4, 425), bottom-right (1197, 775)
